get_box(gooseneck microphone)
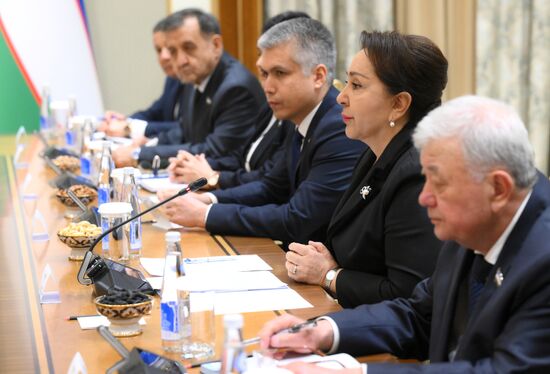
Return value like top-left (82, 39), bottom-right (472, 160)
top-left (77, 177), bottom-right (207, 294)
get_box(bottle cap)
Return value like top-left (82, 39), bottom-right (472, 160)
top-left (165, 231), bottom-right (181, 243)
top-left (223, 314), bottom-right (243, 328)
top-left (98, 202), bottom-right (133, 217)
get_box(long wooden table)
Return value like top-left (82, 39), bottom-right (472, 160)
top-left (1, 138), bottom-right (343, 373)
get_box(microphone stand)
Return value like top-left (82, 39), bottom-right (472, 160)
top-left (77, 177), bottom-right (207, 287)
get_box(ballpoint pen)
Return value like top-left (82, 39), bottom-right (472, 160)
top-left (152, 155), bottom-right (161, 177)
top-left (242, 317), bottom-right (319, 346)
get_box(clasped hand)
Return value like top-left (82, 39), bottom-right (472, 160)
top-left (286, 241), bottom-right (338, 286)
top-left (168, 150), bottom-right (214, 184)
top-left (157, 189), bottom-right (211, 228)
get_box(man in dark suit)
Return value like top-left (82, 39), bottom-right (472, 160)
top-left (113, 9), bottom-right (265, 166)
top-left (258, 96), bottom-right (550, 373)
top-left (163, 12), bottom-right (311, 189)
top-left (100, 16), bottom-right (183, 139)
top-left (167, 104), bottom-right (294, 189)
top-left (159, 18), bottom-right (365, 245)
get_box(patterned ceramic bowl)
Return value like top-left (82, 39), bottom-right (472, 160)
top-left (94, 295), bottom-right (153, 337)
top-left (57, 223), bottom-right (100, 261)
top-left (55, 185), bottom-right (97, 207)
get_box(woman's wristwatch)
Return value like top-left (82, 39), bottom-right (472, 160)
top-left (324, 268), bottom-right (341, 290)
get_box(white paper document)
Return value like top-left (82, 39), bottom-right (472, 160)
top-left (210, 288), bottom-right (312, 315)
top-left (184, 254), bottom-right (272, 273)
top-left (77, 315), bottom-right (146, 330)
top-left (140, 255), bottom-right (272, 277)
top-left (140, 257), bottom-right (166, 276)
top-left (179, 271), bottom-right (286, 293)
top-left (246, 352), bottom-right (360, 371)
top-left (138, 177), bottom-right (186, 193)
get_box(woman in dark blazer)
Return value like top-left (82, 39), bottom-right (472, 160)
top-left (285, 31), bottom-right (448, 308)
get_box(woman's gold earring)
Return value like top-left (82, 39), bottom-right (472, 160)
top-left (389, 121), bottom-right (396, 128)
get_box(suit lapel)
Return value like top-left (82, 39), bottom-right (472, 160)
top-left (249, 120), bottom-right (281, 167)
top-left (290, 87), bottom-right (339, 190)
top-left (430, 245), bottom-right (473, 361)
top-left (326, 125), bottom-right (414, 238)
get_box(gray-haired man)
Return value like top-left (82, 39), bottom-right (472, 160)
top-left (159, 18), bottom-right (365, 247)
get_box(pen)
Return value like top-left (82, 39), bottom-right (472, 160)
top-left (66, 314), bottom-right (100, 321)
top-left (242, 317), bottom-right (319, 346)
top-left (152, 155), bottom-right (161, 177)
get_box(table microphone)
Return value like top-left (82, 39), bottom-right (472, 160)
top-left (77, 177), bottom-right (207, 296)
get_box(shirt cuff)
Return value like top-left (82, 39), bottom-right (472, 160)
top-left (317, 316), bottom-right (340, 354)
top-left (204, 203), bottom-right (213, 224)
top-left (144, 137), bottom-right (159, 147)
top-left (127, 118), bottom-right (148, 139)
top-left (203, 192), bottom-right (218, 204)
top-left (362, 363), bottom-right (368, 374)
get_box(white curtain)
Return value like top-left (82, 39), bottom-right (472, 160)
top-left (476, 0), bottom-right (550, 172)
top-left (265, 0), bottom-right (393, 81)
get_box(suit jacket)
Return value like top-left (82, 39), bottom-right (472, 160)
top-left (205, 87), bottom-right (366, 245)
top-left (139, 53), bottom-right (265, 162)
top-left (130, 77), bottom-right (182, 138)
top-left (326, 124), bottom-right (441, 308)
top-left (207, 104), bottom-right (294, 189)
top-left (330, 173), bottom-right (550, 373)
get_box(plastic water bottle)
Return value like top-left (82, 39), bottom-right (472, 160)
top-left (97, 141), bottom-right (113, 206)
top-left (65, 96), bottom-right (78, 150)
top-left (39, 86), bottom-right (52, 132)
top-left (161, 240), bottom-right (183, 352)
top-left (119, 167), bottom-right (142, 259)
top-left (80, 119), bottom-right (93, 178)
top-left (220, 314), bottom-right (247, 373)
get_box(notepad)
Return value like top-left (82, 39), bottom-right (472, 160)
top-left (138, 177), bottom-right (186, 193)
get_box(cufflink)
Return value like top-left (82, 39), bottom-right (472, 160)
top-left (494, 267), bottom-right (504, 287)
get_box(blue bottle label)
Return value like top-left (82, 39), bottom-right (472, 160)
top-left (40, 116), bottom-right (47, 130)
top-left (98, 186), bottom-right (110, 205)
top-left (101, 218), bottom-right (109, 250)
top-left (161, 301), bottom-right (179, 337)
top-left (65, 131), bottom-right (74, 146)
top-left (80, 157), bottom-right (91, 176)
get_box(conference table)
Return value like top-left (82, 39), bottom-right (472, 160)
top-left (0, 136), bottom-right (401, 373)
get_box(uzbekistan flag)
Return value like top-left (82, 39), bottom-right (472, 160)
top-left (0, 0), bottom-right (103, 134)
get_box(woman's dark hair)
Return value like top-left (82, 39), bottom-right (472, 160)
top-left (360, 31), bottom-right (448, 126)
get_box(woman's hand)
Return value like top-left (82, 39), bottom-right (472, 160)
top-left (286, 241), bottom-right (338, 285)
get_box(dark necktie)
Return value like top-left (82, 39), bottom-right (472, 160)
top-left (290, 129), bottom-right (303, 173)
top-left (468, 254), bottom-right (493, 314)
top-left (191, 89), bottom-right (203, 123)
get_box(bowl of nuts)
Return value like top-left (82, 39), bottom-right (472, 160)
top-left (57, 221), bottom-right (102, 260)
top-left (94, 288), bottom-right (153, 337)
top-left (56, 184), bottom-right (97, 207)
top-left (52, 155), bottom-right (81, 172)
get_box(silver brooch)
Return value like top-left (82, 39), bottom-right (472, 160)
top-left (494, 267), bottom-right (504, 287)
top-left (360, 186), bottom-right (372, 200)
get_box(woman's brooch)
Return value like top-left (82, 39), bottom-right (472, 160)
top-left (360, 185), bottom-right (372, 200)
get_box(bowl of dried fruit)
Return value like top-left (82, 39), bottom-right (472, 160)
top-left (94, 289), bottom-right (153, 337)
top-left (56, 184), bottom-right (97, 207)
top-left (52, 155), bottom-right (81, 172)
top-left (57, 221), bottom-right (102, 260)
